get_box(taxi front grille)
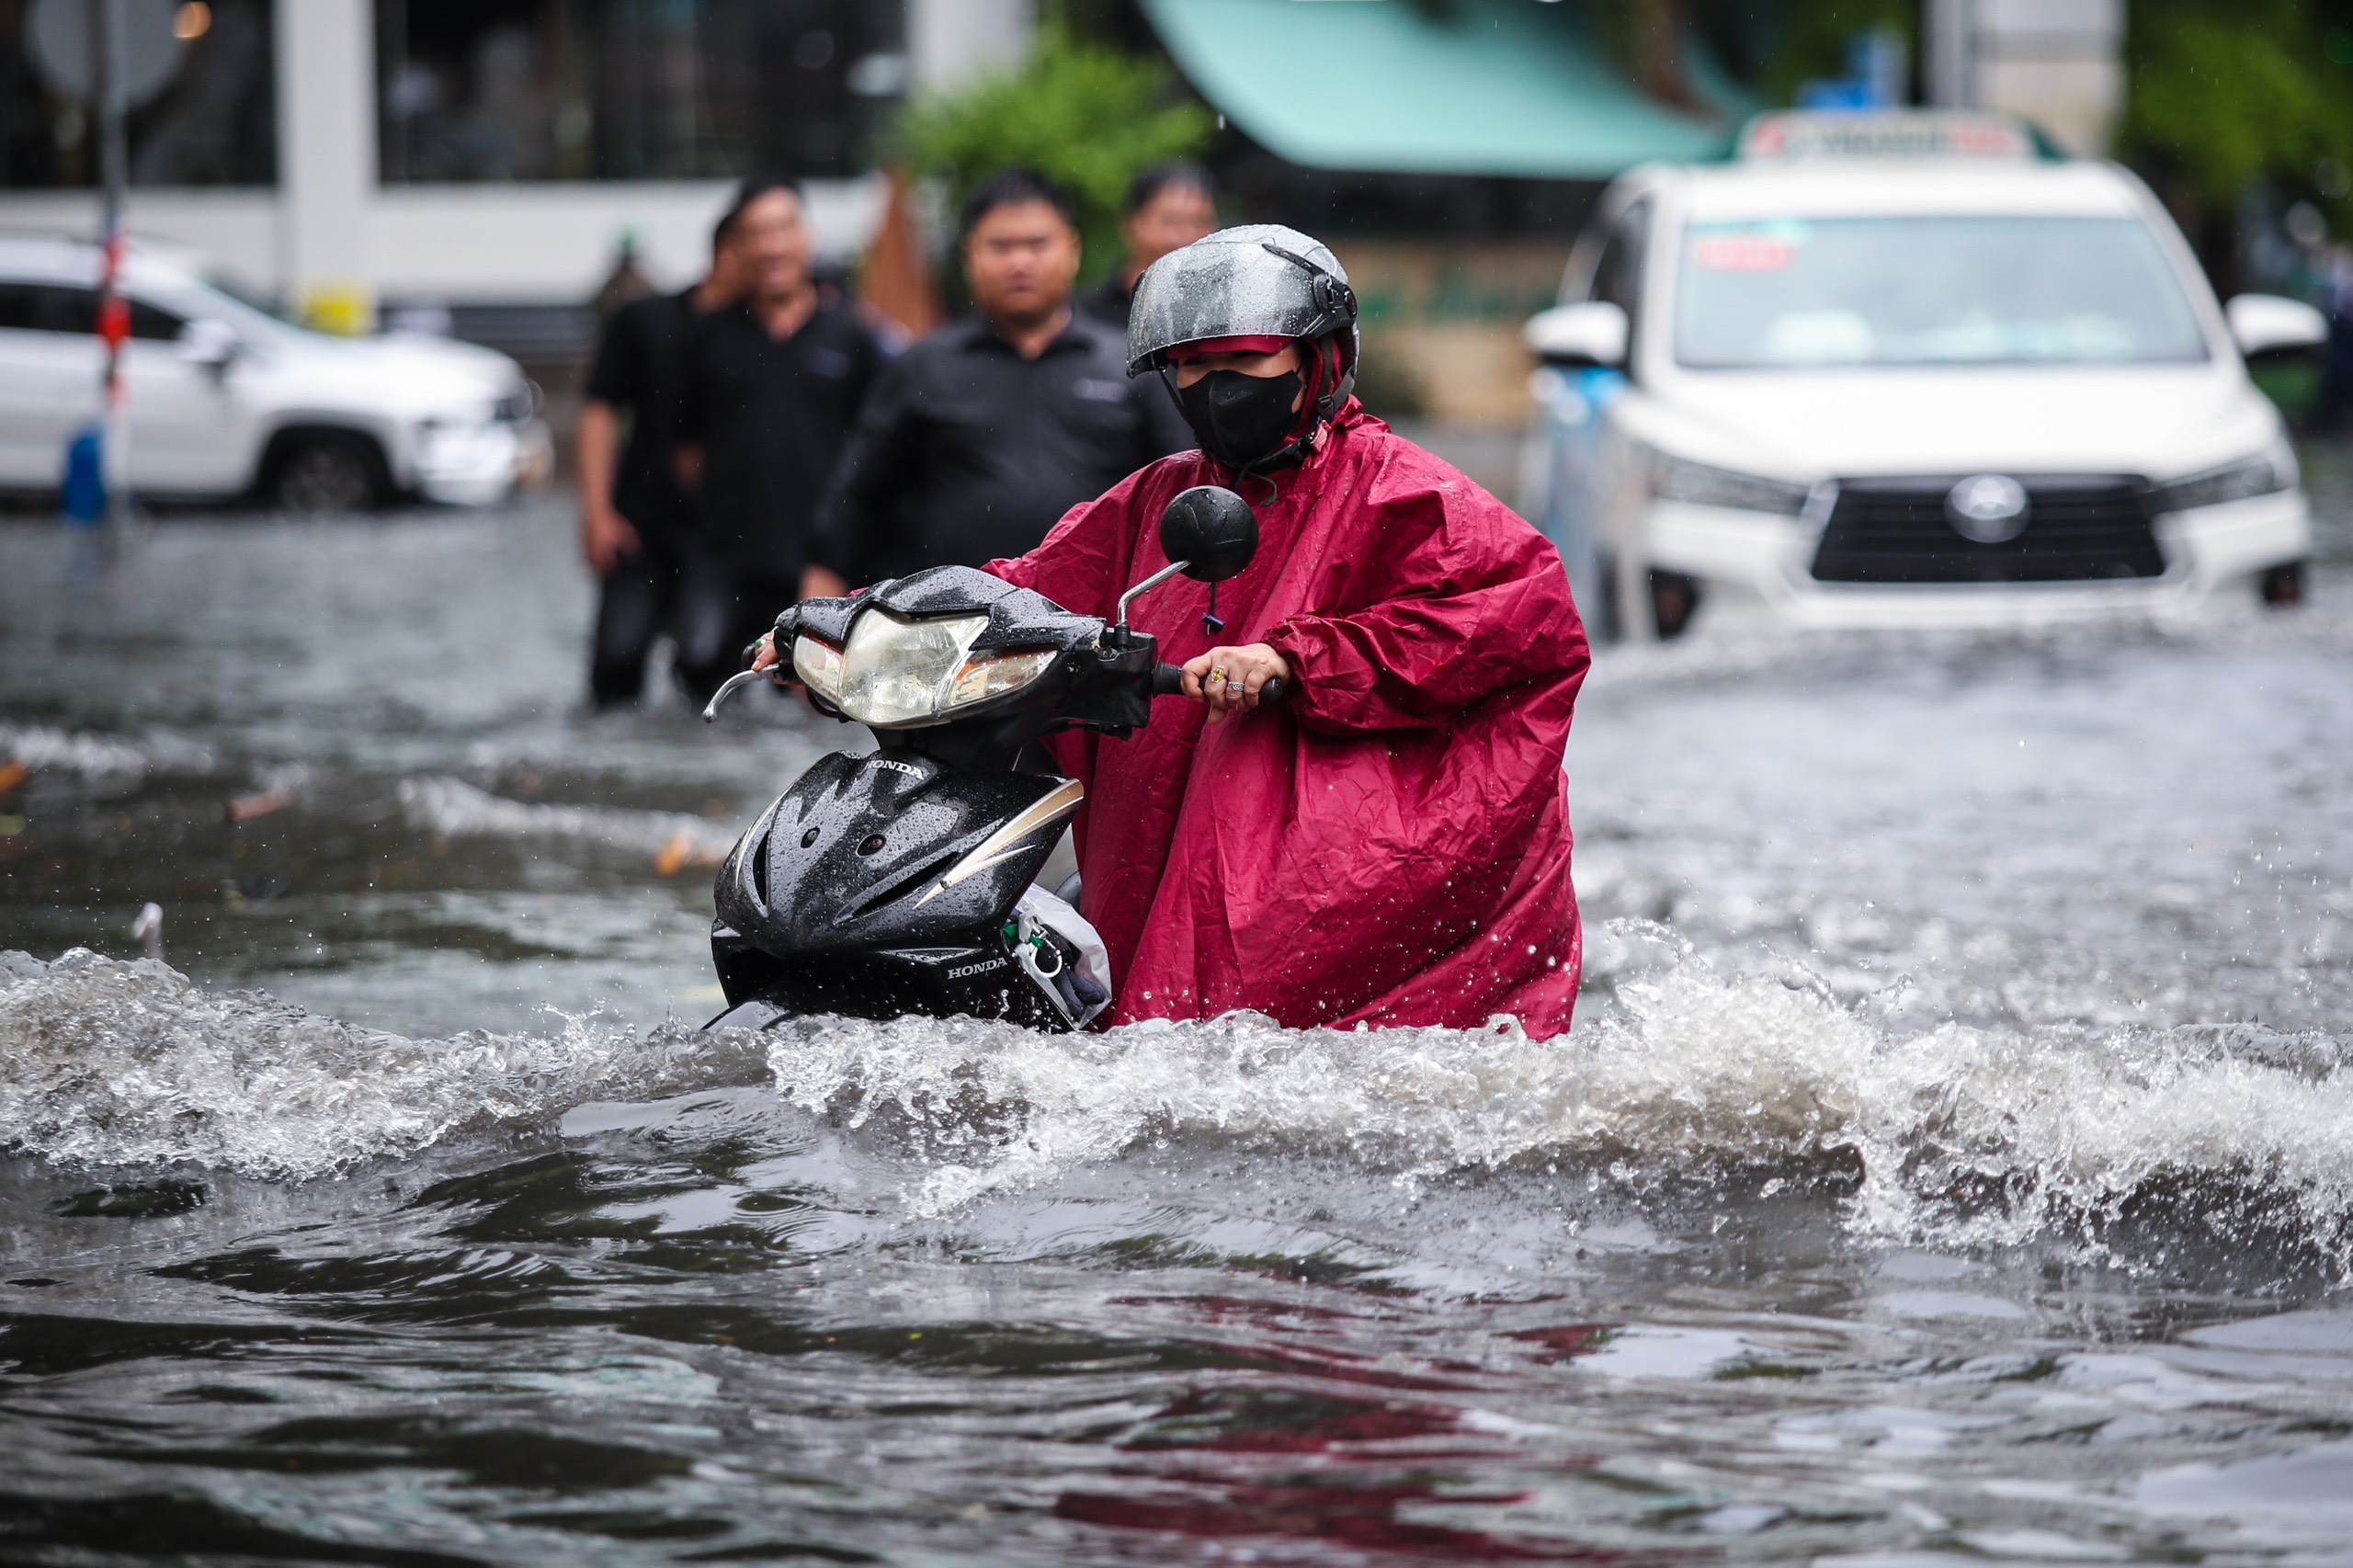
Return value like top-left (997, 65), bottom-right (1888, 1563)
top-left (1809, 477), bottom-right (2165, 585)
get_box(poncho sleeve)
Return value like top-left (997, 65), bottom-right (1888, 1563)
top-left (1261, 480), bottom-right (1585, 735)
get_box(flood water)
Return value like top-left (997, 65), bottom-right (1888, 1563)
top-left (7, 454), bottom-right (2353, 1564)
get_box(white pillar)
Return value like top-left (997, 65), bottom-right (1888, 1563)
top-left (1926, 0), bottom-right (2123, 155)
top-left (1924, 0), bottom-right (1974, 108)
top-left (275, 0), bottom-right (376, 330)
top-left (907, 0), bottom-right (1034, 94)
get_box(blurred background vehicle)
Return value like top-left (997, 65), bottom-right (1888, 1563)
top-left (0, 233), bottom-right (550, 510)
top-left (7, 0), bottom-right (2353, 580)
top-left (1522, 110), bottom-right (2324, 640)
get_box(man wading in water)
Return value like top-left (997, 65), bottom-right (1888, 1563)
top-left (757, 225), bottom-right (1588, 1036)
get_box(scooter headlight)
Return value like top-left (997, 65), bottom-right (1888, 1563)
top-left (795, 611), bottom-right (1058, 728)
top-left (949, 647), bottom-right (1059, 708)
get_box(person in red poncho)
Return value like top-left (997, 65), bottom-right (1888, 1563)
top-left (762, 225), bottom-right (1590, 1038)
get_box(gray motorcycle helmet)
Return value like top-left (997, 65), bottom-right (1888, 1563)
top-left (1126, 223), bottom-right (1359, 418)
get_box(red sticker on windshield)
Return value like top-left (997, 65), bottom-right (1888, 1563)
top-left (1690, 235), bottom-right (1798, 271)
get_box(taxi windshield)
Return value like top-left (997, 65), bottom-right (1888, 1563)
top-left (1673, 214), bottom-right (2210, 369)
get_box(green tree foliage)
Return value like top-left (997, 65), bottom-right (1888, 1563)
top-left (893, 27), bottom-right (1216, 283)
top-left (2122, 0), bottom-right (2353, 220)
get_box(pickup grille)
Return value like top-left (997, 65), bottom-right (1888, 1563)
top-left (1809, 476), bottom-right (2165, 585)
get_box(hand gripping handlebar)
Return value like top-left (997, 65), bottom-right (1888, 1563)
top-left (1153, 664), bottom-right (1288, 705)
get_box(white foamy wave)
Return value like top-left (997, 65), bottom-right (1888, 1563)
top-left (400, 776), bottom-right (738, 862)
top-left (14, 929), bottom-right (2353, 1268)
top-left (0, 949), bottom-right (763, 1178)
top-left (0, 724), bottom-right (154, 781)
top-left (765, 922), bottom-right (2353, 1265)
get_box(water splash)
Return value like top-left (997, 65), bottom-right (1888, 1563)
top-left (0, 948), bottom-right (762, 1178)
top-left (763, 924), bottom-right (2353, 1268)
top-left (10, 929), bottom-right (2353, 1271)
top-left (761, 933), bottom-right (1871, 1215)
top-left (0, 724), bottom-right (162, 782)
top-left (399, 776), bottom-right (738, 861)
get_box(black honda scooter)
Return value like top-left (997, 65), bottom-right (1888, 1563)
top-left (698, 486), bottom-right (1277, 1033)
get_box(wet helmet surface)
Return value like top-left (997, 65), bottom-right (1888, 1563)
top-left (1126, 223), bottom-right (1359, 381)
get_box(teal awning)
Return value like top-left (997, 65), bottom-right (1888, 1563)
top-left (1139, 0), bottom-right (1733, 179)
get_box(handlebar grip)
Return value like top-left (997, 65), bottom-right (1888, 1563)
top-left (1151, 665), bottom-right (1290, 704)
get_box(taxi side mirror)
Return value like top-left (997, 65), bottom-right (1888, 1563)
top-left (1525, 301), bottom-right (1629, 369)
top-left (177, 317), bottom-right (241, 381)
top-left (2225, 294), bottom-right (2326, 361)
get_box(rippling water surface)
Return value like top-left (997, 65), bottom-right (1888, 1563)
top-left (7, 465), bottom-right (2353, 1564)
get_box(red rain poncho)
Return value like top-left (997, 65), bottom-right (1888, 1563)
top-left (987, 403), bottom-right (1590, 1038)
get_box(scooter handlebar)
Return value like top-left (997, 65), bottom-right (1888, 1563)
top-left (1151, 663), bottom-right (1288, 705)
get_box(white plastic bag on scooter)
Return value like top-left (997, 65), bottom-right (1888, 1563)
top-left (1012, 885), bottom-right (1114, 1028)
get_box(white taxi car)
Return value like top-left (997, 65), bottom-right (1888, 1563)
top-left (0, 234), bottom-right (551, 511)
top-left (1522, 112), bottom-right (2322, 639)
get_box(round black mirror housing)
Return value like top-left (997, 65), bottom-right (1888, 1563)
top-left (1159, 486), bottom-right (1258, 583)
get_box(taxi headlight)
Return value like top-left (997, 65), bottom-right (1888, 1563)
top-left (1648, 449), bottom-right (1813, 516)
top-left (2146, 439), bottom-right (2297, 515)
top-left (793, 612), bottom-right (1057, 728)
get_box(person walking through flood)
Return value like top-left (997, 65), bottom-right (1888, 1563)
top-left (805, 168), bottom-right (1186, 589)
top-left (575, 203), bottom-right (745, 706)
top-left (673, 176), bottom-right (881, 697)
top-left (756, 225), bottom-right (1588, 1036)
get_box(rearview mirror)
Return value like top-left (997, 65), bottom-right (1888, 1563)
top-left (177, 318), bottom-right (240, 378)
top-left (2225, 294), bottom-right (2327, 360)
top-left (1159, 485), bottom-right (1258, 583)
top-left (1524, 301), bottom-right (1629, 369)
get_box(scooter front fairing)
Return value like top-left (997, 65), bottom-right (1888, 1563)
top-left (710, 749), bottom-right (1097, 1030)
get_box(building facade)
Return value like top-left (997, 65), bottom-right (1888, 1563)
top-left (0, 0), bottom-right (1031, 324)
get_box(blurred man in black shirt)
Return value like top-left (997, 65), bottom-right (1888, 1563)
top-left (1077, 163), bottom-right (1218, 335)
top-left (676, 176), bottom-right (881, 692)
top-left (576, 203), bottom-right (745, 707)
top-left (810, 168), bottom-right (1185, 588)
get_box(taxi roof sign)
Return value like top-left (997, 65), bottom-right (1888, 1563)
top-left (1738, 111), bottom-right (2038, 163)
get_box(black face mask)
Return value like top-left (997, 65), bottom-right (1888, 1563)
top-left (1172, 368), bottom-right (1306, 471)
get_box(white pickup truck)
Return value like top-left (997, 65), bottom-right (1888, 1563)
top-left (0, 234), bottom-right (551, 511)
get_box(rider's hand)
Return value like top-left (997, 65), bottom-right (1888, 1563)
top-left (1182, 643), bottom-right (1290, 723)
top-left (750, 631), bottom-right (784, 677)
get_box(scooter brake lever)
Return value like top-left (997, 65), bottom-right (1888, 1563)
top-left (702, 665), bottom-right (776, 723)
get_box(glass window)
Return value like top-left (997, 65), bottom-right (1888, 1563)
top-left (1586, 199), bottom-right (1650, 315)
top-left (1673, 215), bottom-right (2211, 369)
top-left (0, 0), bottom-right (278, 188)
top-left (128, 296), bottom-right (186, 340)
top-left (378, 0), bottom-right (908, 183)
top-left (0, 281), bottom-right (95, 333)
top-left (0, 282), bottom-right (182, 338)
top-left (0, 283), bottom-right (38, 331)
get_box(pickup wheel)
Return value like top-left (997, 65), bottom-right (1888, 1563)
top-left (2259, 561), bottom-right (2306, 608)
top-left (267, 431), bottom-right (390, 514)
